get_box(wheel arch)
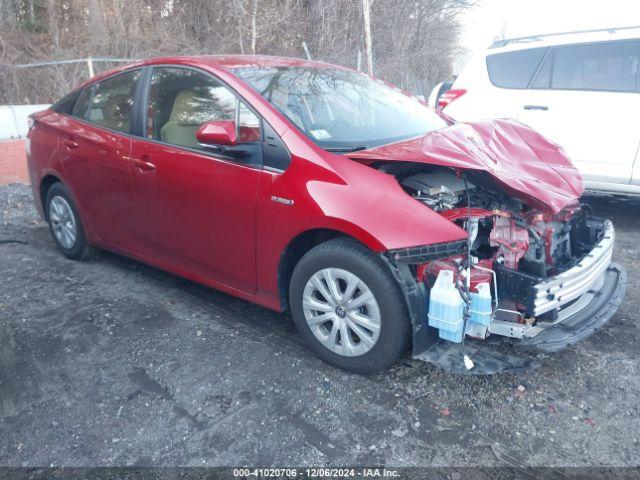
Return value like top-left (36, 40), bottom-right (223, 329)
top-left (277, 228), bottom-right (368, 312)
top-left (39, 173), bottom-right (63, 221)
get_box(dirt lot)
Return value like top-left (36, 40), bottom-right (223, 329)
top-left (0, 182), bottom-right (639, 468)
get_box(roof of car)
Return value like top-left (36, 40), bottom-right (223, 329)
top-left (79, 54), bottom-right (349, 88)
top-left (176, 54), bottom-right (346, 70)
top-left (488, 26), bottom-right (640, 53)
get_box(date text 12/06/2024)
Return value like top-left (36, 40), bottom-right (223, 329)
top-left (232, 468), bottom-right (400, 477)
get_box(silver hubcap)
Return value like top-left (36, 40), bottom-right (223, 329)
top-left (49, 196), bottom-right (77, 249)
top-left (302, 268), bottom-right (381, 357)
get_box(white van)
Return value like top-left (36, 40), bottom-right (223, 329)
top-left (441, 27), bottom-right (640, 195)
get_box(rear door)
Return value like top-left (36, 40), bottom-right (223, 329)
top-left (127, 66), bottom-right (263, 293)
top-left (60, 69), bottom-right (141, 245)
top-left (518, 40), bottom-right (640, 186)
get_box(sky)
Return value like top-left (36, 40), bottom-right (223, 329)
top-left (455, 0), bottom-right (640, 72)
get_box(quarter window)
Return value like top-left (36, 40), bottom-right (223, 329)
top-left (71, 87), bottom-right (92, 118)
top-left (486, 48), bottom-right (548, 89)
top-left (51, 90), bottom-right (79, 114)
top-left (146, 67), bottom-right (260, 150)
top-left (549, 42), bottom-right (639, 92)
top-left (76, 70), bottom-right (140, 133)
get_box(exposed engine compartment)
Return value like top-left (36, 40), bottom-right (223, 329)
top-left (376, 162), bottom-right (609, 340)
top-left (394, 165), bottom-right (590, 279)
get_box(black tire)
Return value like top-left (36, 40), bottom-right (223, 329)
top-left (45, 182), bottom-right (94, 260)
top-left (289, 238), bottom-right (410, 374)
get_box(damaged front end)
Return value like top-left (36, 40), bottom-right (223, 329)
top-left (380, 166), bottom-right (626, 374)
top-left (349, 119), bottom-right (626, 374)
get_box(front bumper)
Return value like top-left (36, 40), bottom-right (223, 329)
top-left (529, 220), bottom-right (615, 316)
top-left (519, 263), bottom-right (626, 352)
top-left (387, 219), bottom-right (626, 374)
top-left (491, 221), bottom-right (625, 352)
top-left (414, 263), bottom-right (626, 374)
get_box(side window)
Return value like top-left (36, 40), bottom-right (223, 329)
top-left (550, 42), bottom-right (639, 92)
top-left (76, 70), bottom-right (140, 133)
top-left (530, 52), bottom-right (553, 89)
top-left (147, 66), bottom-right (261, 150)
top-left (486, 47), bottom-right (548, 89)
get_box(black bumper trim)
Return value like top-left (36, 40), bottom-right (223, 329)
top-left (519, 263), bottom-right (626, 352)
top-left (386, 239), bottom-right (467, 264)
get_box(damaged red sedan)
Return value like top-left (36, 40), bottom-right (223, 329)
top-left (26, 56), bottom-right (626, 373)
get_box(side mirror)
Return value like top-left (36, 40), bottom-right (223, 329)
top-left (196, 120), bottom-right (237, 147)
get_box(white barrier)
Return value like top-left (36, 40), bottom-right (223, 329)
top-left (0, 104), bottom-right (51, 140)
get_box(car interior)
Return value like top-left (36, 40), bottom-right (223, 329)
top-left (147, 68), bottom-right (260, 148)
top-left (159, 88), bottom-right (221, 148)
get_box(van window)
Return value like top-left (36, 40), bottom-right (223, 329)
top-left (550, 42), bottom-right (639, 92)
top-left (486, 48), bottom-right (547, 89)
top-left (530, 52), bottom-right (553, 89)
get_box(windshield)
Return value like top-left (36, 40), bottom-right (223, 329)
top-left (232, 66), bottom-right (448, 151)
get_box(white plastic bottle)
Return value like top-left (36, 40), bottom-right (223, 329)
top-left (469, 282), bottom-right (492, 327)
top-left (427, 270), bottom-right (465, 343)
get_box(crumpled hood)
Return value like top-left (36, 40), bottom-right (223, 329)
top-left (348, 119), bottom-right (584, 214)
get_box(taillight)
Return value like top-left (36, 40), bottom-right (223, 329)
top-left (437, 89), bottom-right (467, 111)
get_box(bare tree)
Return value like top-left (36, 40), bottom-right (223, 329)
top-left (362, 0), bottom-right (373, 75)
top-left (0, 0), bottom-right (473, 104)
top-left (251, 0), bottom-right (258, 54)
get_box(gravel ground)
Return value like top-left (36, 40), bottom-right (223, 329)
top-left (0, 183), bottom-right (639, 468)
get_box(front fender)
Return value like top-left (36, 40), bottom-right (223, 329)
top-left (255, 152), bottom-right (468, 309)
top-left (305, 158), bottom-right (468, 251)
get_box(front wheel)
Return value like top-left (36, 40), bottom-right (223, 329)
top-left (289, 238), bottom-right (410, 374)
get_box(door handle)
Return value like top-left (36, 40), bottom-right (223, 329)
top-left (131, 158), bottom-right (156, 172)
top-left (63, 139), bottom-right (79, 149)
top-left (523, 105), bottom-right (549, 111)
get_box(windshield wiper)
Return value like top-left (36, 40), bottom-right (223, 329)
top-left (324, 145), bottom-right (369, 153)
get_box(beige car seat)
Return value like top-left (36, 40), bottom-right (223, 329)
top-left (161, 90), bottom-right (213, 148)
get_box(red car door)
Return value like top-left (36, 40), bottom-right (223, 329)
top-left (60, 69), bottom-right (142, 246)
top-left (127, 66), bottom-right (262, 293)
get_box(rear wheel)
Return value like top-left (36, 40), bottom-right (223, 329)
top-left (290, 238), bottom-right (410, 373)
top-left (45, 182), bottom-right (93, 260)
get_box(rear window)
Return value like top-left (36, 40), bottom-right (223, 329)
top-left (486, 48), bottom-right (548, 89)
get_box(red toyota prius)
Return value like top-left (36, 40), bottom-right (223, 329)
top-left (27, 55), bottom-right (625, 374)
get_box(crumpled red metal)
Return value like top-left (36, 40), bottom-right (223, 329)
top-left (349, 118), bottom-right (584, 214)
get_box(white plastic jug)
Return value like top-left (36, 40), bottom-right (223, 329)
top-left (427, 270), bottom-right (465, 343)
top-left (469, 282), bottom-right (492, 327)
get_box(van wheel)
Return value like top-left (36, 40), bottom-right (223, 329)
top-left (45, 182), bottom-right (93, 260)
top-left (289, 238), bottom-right (410, 374)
